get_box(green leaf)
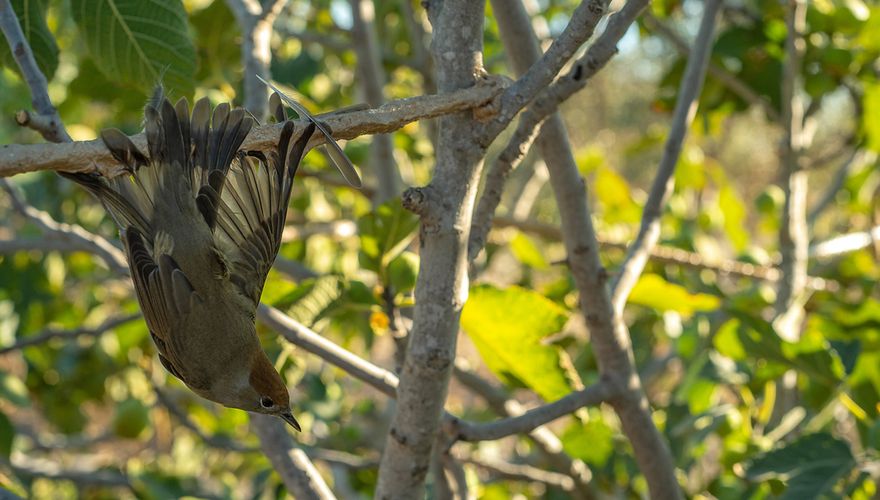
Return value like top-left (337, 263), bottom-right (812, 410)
top-left (0, 371), bottom-right (30, 407)
top-left (357, 198), bottom-right (419, 278)
top-left (863, 83), bottom-right (880, 152)
top-left (509, 231), bottom-right (548, 269)
top-left (744, 433), bottom-right (855, 500)
top-left (594, 166), bottom-right (640, 224)
top-left (461, 285), bottom-right (572, 401)
top-left (561, 413), bottom-right (615, 466)
top-left (70, 0), bottom-right (196, 97)
top-left (718, 185), bottom-right (749, 251)
top-left (112, 398), bottom-right (150, 438)
top-left (388, 251), bottom-right (419, 293)
top-left (628, 274), bottom-right (720, 317)
top-left (0, 0), bottom-right (59, 80)
top-left (0, 410), bottom-right (13, 458)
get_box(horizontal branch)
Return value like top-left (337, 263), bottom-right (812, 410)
top-left (458, 453), bottom-right (576, 490)
top-left (0, 78), bottom-right (505, 178)
top-left (452, 382), bottom-right (614, 442)
top-left (1, 179), bottom-right (128, 274)
top-left (0, 313), bottom-right (139, 355)
top-left (491, 215), bottom-right (838, 291)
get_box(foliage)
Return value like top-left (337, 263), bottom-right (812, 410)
top-left (0, 0), bottom-right (878, 498)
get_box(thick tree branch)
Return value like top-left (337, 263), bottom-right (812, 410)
top-left (0, 80), bottom-right (504, 178)
top-left (0, 0), bottom-right (71, 143)
top-left (610, 0), bottom-right (721, 313)
top-left (251, 413), bottom-right (336, 500)
top-left (491, 1), bottom-right (682, 497)
top-left (375, 1), bottom-right (488, 496)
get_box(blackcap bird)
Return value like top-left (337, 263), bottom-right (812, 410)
top-left (61, 90), bottom-right (359, 431)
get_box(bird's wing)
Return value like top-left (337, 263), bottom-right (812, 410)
top-left (123, 227), bottom-right (208, 390)
top-left (211, 98), bottom-right (317, 309)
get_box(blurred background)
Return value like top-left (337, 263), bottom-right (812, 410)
top-left (0, 0), bottom-right (878, 498)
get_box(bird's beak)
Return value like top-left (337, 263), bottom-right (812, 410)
top-left (279, 411), bottom-right (301, 432)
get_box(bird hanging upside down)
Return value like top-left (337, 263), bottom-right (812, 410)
top-left (61, 87), bottom-right (360, 431)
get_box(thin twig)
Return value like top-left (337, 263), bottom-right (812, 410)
top-left (453, 363), bottom-right (596, 499)
top-left (0, 179), bottom-right (128, 274)
top-left (609, 0), bottom-right (722, 313)
top-left (0, 313), bottom-right (139, 355)
top-left (452, 382), bottom-right (613, 442)
top-left (457, 453), bottom-right (576, 491)
top-left (483, 0), bottom-right (611, 143)
top-left (257, 304), bottom-right (399, 397)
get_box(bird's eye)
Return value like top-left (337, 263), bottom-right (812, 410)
top-left (260, 396), bottom-right (274, 409)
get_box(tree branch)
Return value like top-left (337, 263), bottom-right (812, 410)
top-left (610, 0), bottom-right (722, 314)
top-left (0, 179), bottom-right (129, 274)
top-left (642, 12), bottom-right (781, 122)
top-left (0, 0), bottom-right (71, 143)
top-left (257, 303), bottom-right (399, 397)
top-left (375, 1), bottom-right (488, 496)
top-left (491, 0), bottom-right (682, 497)
top-left (451, 382), bottom-right (612, 442)
top-left (0, 79), bottom-right (504, 179)
top-left (774, 0), bottom-right (809, 340)
top-left (349, 0), bottom-right (402, 203)
top-left (482, 0), bottom-right (610, 143)
top-left (457, 452), bottom-right (576, 491)
top-left (453, 362), bottom-right (597, 499)
top-left (251, 413), bottom-right (336, 500)
top-left (0, 313), bottom-right (139, 355)
top-left (468, 0), bottom-right (649, 261)
top-left (224, 0), bottom-right (287, 120)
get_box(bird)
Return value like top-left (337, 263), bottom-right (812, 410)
top-left (60, 89), bottom-right (359, 431)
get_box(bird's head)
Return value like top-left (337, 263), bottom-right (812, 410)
top-left (232, 350), bottom-right (300, 431)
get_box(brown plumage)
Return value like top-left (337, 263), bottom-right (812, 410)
top-left (61, 93), bottom-right (332, 430)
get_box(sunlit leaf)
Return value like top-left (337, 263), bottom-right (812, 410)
top-left (628, 274), bottom-right (720, 317)
top-left (461, 285), bottom-right (572, 401)
top-left (561, 413), bottom-right (615, 466)
top-left (509, 231), bottom-right (548, 269)
top-left (70, 0), bottom-right (196, 97)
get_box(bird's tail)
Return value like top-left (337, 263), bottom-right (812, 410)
top-left (63, 96), bottom-right (255, 242)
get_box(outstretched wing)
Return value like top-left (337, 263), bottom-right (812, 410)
top-left (211, 98), bottom-right (317, 309)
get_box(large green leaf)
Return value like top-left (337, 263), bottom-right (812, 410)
top-left (628, 274), bottom-right (720, 317)
top-left (0, 0), bottom-right (59, 79)
top-left (744, 433), bottom-right (855, 500)
top-left (70, 0), bottom-right (195, 97)
top-left (864, 83), bottom-right (880, 152)
top-left (461, 285), bottom-right (572, 401)
top-left (357, 198), bottom-right (419, 279)
top-left (561, 412), bottom-right (615, 466)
